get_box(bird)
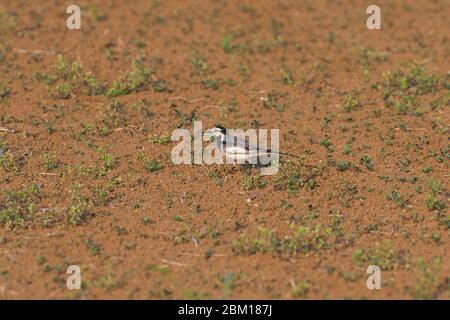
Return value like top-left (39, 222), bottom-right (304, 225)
top-left (204, 125), bottom-right (304, 165)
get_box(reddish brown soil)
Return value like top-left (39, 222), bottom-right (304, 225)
top-left (0, 0), bottom-right (448, 299)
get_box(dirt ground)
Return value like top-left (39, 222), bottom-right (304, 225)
top-left (0, 0), bottom-right (448, 299)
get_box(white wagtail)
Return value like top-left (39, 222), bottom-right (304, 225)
top-left (204, 125), bottom-right (305, 165)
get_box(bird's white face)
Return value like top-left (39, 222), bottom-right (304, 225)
top-left (204, 127), bottom-right (225, 142)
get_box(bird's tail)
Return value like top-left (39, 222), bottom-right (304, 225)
top-left (278, 152), bottom-right (300, 158)
top-left (274, 151), bottom-right (318, 169)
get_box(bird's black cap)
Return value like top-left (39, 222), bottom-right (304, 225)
top-left (214, 125), bottom-right (227, 134)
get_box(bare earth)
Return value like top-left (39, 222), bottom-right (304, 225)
top-left (0, 0), bottom-right (448, 299)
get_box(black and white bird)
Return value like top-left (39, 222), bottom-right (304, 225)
top-left (204, 125), bottom-right (301, 165)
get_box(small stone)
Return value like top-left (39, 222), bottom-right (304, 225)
top-left (250, 191), bottom-right (259, 200)
top-left (46, 232), bottom-right (65, 238)
top-left (192, 236), bottom-right (199, 247)
top-left (199, 227), bottom-right (208, 238)
top-left (5, 252), bottom-right (16, 262)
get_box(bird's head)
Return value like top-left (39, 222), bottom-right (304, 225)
top-left (204, 125), bottom-right (226, 142)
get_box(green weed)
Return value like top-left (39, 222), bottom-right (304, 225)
top-left (274, 161), bottom-right (318, 195)
top-left (138, 154), bottom-right (163, 173)
top-left (341, 94), bottom-right (360, 112)
top-left (0, 83), bottom-right (10, 102)
top-left (353, 242), bottom-right (406, 270)
top-left (106, 59), bottom-right (152, 97)
top-left (0, 143), bottom-right (18, 172)
top-left (65, 194), bottom-right (90, 226)
top-left (0, 187), bottom-right (40, 228)
top-left (380, 65), bottom-right (443, 115)
top-left (241, 174), bottom-right (265, 191)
